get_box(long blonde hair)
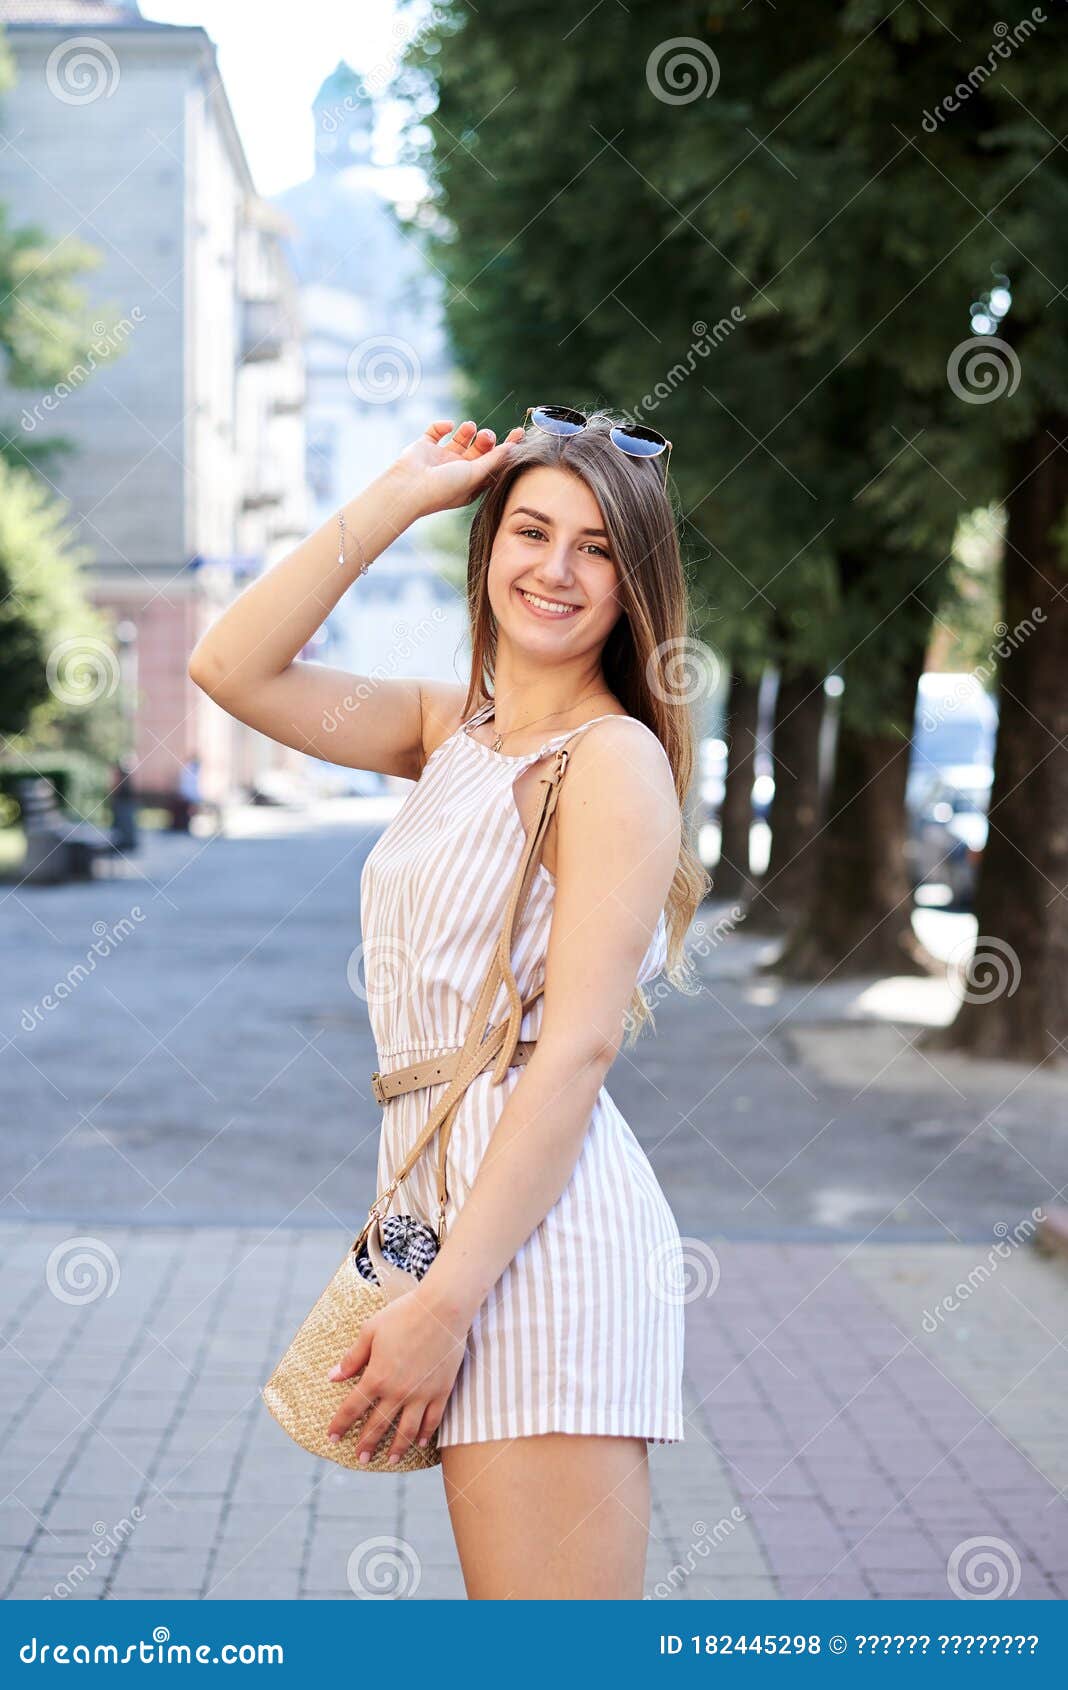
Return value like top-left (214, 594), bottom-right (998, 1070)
top-left (460, 408), bottom-right (711, 1042)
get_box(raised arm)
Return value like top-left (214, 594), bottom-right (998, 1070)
top-left (187, 419), bottom-right (523, 779)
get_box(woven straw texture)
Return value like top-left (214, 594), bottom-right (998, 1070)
top-left (261, 1243), bottom-right (442, 1473)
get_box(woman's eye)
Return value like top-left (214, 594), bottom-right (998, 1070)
top-left (517, 526), bottom-right (610, 560)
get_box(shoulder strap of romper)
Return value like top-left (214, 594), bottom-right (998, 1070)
top-left (352, 739), bottom-right (573, 1256)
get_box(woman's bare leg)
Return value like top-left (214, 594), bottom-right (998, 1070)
top-left (439, 1433), bottom-right (650, 1599)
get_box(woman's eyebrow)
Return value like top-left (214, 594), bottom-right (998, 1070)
top-left (511, 504), bottom-right (609, 537)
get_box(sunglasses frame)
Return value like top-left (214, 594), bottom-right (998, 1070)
top-left (523, 405), bottom-right (673, 482)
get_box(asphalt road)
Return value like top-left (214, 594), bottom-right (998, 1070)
top-left (3, 803), bottom-right (1064, 1244)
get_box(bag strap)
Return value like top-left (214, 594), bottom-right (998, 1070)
top-left (352, 742), bottom-right (572, 1258)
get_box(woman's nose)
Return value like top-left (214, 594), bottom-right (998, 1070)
top-left (540, 548), bottom-right (575, 580)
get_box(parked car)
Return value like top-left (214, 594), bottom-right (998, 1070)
top-left (905, 675), bottom-right (997, 909)
top-left (905, 765), bottom-right (992, 909)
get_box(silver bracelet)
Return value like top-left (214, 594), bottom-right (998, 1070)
top-left (337, 510), bottom-right (369, 575)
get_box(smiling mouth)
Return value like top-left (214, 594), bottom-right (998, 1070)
top-left (515, 586), bottom-right (582, 617)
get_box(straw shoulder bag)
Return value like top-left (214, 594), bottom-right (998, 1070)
top-left (261, 740), bottom-right (572, 1473)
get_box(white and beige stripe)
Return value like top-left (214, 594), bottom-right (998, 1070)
top-left (359, 701), bottom-right (685, 1446)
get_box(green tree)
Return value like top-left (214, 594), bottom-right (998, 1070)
top-left (0, 23), bottom-right (128, 783)
top-left (398, 0), bottom-right (1068, 1060)
top-left (0, 28), bottom-right (120, 474)
top-left (0, 456), bottom-right (122, 763)
top-left (684, 0), bottom-right (1067, 1055)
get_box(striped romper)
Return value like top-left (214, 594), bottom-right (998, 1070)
top-left (358, 699), bottom-right (686, 1448)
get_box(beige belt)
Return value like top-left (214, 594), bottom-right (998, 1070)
top-left (371, 1038), bottom-right (538, 1105)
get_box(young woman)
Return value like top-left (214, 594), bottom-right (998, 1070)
top-left (189, 409), bottom-right (708, 1600)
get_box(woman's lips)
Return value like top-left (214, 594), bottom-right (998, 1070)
top-left (514, 584), bottom-right (582, 619)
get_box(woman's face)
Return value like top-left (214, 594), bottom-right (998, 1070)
top-left (487, 466), bottom-right (625, 655)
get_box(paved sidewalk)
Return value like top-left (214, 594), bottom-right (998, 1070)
top-left (3, 810), bottom-right (1067, 1599)
top-left (0, 1221), bottom-right (1064, 1600)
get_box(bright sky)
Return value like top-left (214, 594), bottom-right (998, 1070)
top-left (139, 0), bottom-right (430, 200)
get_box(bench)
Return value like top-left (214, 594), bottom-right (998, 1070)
top-left (18, 778), bottom-right (118, 885)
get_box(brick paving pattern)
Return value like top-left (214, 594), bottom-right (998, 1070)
top-left (1, 1223), bottom-right (1064, 1600)
top-left (3, 815), bottom-right (1066, 1599)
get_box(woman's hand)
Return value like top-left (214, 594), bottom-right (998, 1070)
top-left (325, 1285), bottom-right (470, 1464)
top-left (390, 418), bottom-right (525, 518)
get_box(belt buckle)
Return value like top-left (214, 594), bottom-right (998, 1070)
top-left (370, 1069), bottom-right (387, 1105)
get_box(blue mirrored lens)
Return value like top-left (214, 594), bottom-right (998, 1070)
top-left (610, 424), bottom-right (667, 458)
top-left (531, 406), bottom-right (586, 436)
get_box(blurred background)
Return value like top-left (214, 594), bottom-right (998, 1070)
top-left (0, 1), bottom-right (1061, 1024)
top-left (0, 0), bottom-right (1066, 1604)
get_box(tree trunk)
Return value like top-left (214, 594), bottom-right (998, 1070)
top-left (713, 671), bottom-right (760, 902)
top-left (772, 560), bottom-right (939, 980)
top-left (745, 666), bottom-right (825, 934)
top-left (924, 414), bottom-right (1068, 1066)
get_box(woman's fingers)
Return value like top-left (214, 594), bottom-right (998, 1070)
top-left (476, 425), bottom-right (524, 465)
top-left (458, 434), bottom-right (521, 500)
top-left (442, 420), bottom-right (518, 459)
top-left (328, 1324), bottom-right (373, 1382)
top-left (425, 418), bottom-right (523, 465)
top-left (446, 419), bottom-right (488, 456)
top-left (467, 423), bottom-right (523, 455)
top-left (415, 1397), bottom-right (446, 1449)
top-left (352, 1394), bottom-right (404, 1464)
top-left (383, 1402), bottom-right (426, 1467)
top-left (432, 418), bottom-right (474, 455)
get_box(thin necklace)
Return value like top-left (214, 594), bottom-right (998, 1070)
top-left (485, 689), bottom-right (616, 752)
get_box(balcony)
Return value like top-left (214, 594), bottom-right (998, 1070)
top-left (240, 297), bottom-right (288, 363)
top-left (241, 454), bottom-right (286, 511)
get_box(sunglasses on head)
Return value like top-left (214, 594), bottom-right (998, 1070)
top-left (524, 405), bottom-right (672, 480)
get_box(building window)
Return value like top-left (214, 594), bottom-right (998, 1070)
top-left (307, 421), bottom-right (337, 502)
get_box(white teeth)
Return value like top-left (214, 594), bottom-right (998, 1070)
top-left (518, 588), bottom-right (578, 616)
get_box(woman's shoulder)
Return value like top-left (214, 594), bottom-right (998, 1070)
top-left (556, 712), bottom-right (681, 890)
top-left (561, 712), bottom-right (678, 812)
top-left (565, 709), bottom-right (673, 770)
